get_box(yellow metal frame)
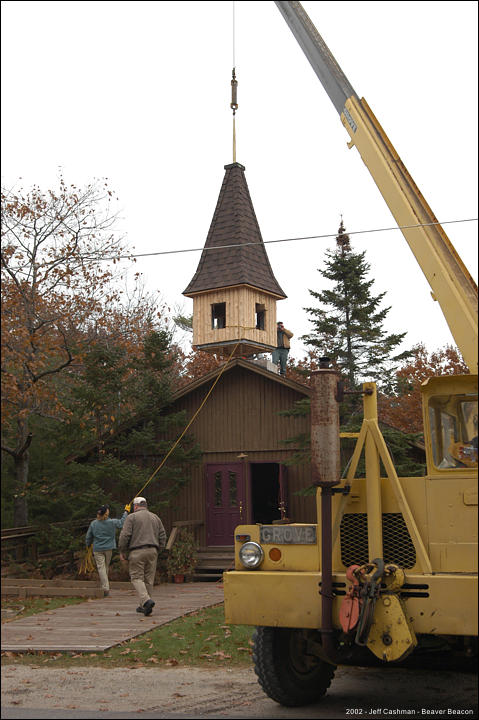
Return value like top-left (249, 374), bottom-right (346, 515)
top-left (224, 570), bottom-right (477, 636)
top-left (224, 1), bottom-right (478, 650)
top-left (224, 380), bottom-right (478, 638)
top-left (331, 383), bottom-right (431, 574)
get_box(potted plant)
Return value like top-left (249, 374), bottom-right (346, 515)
top-left (166, 529), bottom-right (197, 583)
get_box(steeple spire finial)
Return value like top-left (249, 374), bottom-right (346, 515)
top-left (231, 67), bottom-right (238, 163)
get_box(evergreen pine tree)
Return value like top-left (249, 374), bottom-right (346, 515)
top-left (302, 220), bottom-right (411, 392)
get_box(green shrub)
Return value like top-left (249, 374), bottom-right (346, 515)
top-left (166, 529), bottom-right (197, 576)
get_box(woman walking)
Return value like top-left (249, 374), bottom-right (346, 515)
top-left (86, 505), bottom-right (128, 596)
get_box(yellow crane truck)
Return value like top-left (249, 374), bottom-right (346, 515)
top-left (223, 1), bottom-right (478, 707)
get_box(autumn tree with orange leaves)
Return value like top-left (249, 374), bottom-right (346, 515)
top-left (1, 176), bottom-right (132, 525)
top-left (378, 343), bottom-right (469, 433)
top-left (178, 349), bottom-right (224, 386)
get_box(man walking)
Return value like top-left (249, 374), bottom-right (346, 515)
top-left (272, 321), bottom-right (293, 376)
top-left (119, 496), bottom-right (166, 616)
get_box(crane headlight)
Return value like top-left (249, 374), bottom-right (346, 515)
top-left (238, 541), bottom-right (264, 569)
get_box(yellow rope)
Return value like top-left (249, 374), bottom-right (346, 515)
top-left (79, 340), bottom-right (246, 576)
top-left (129, 340), bottom-right (241, 503)
top-left (78, 341), bottom-right (241, 574)
top-left (78, 544), bottom-right (95, 574)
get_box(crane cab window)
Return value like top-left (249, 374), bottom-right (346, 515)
top-left (428, 395), bottom-right (478, 470)
top-left (211, 302), bottom-right (226, 330)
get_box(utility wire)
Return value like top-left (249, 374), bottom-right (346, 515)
top-left (93, 217), bottom-right (477, 262)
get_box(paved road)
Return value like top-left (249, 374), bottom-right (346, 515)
top-left (1, 662), bottom-right (477, 719)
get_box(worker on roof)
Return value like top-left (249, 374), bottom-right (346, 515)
top-left (272, 321), bottom-right (293, 376)
top-left (118, 497), bottom-right (167, 616)
top-left (85, 504), bottom-right (128, 597)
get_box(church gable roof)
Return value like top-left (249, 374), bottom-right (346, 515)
top-left (172, 358), bottom-right (309, 402)
top-left (183, 163), bottom-right (286, 298)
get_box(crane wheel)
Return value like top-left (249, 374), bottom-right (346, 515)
top-left (252, 626), bottom-right (336, 707)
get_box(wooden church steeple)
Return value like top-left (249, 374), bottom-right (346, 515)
top-left (183, 162), bottom-right (286, 357)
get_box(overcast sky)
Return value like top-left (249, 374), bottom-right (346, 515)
top-left (2, 1), bottom-right (478, 363)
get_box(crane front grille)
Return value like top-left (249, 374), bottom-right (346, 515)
top-left (340, 513), bottom-right (416, 569)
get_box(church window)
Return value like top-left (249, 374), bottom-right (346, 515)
top-left (255, 303), bottom-right (266, 331)
top-left (211, 302), bottom-right (226, 330)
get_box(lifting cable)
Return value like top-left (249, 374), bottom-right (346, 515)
top-left (84, 6), bottom-right (244, 576)
top-left (130, 0), bottom-right (241, 508)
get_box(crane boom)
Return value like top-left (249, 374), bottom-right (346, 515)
top-left (275, 0), bottom-right (478, 373)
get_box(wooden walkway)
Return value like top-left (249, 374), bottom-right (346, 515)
top-left (1, 582), bottom-right (224, 652)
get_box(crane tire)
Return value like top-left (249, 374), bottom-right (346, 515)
top-left (252, 626), bottom-right (336, 707)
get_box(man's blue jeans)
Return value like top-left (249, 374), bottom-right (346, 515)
top-left (272, 348), bottom-right (289, 375)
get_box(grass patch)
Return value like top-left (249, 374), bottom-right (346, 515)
top-left (1, 603), bottom-right (254, 668)
top-left (1, 596), bottom-right (87, 622)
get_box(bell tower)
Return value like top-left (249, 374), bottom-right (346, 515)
top-left (183, 162), bottom-right (286, 357)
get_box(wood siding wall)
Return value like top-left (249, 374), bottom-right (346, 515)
top-left (160, 366), bottom-right (316, 545)
top-left (161, 452), bottom-right (316, 547)
top-left (192, 286), bottom-right (279, 349)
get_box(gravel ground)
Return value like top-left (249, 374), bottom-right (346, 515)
top-left (2, 662), bottom-right (477, 719)
top-left (1, 664), bottom-right (264, 715)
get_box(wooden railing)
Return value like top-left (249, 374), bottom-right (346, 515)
top-left (1, 518), bottom-right (91, 563)
top-left (166, 520), bottom-right (204, 551)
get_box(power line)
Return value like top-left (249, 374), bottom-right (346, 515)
top-left (94, 217), bottom-right (477, 262)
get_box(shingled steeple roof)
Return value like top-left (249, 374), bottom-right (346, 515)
top-left (183, 163), bottom-right (286, 298)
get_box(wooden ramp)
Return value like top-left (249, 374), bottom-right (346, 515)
top-left (1, 582), bottom-right (224, 653)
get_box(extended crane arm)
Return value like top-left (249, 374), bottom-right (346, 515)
top-left (275, 1), bottom-right (478, 373)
